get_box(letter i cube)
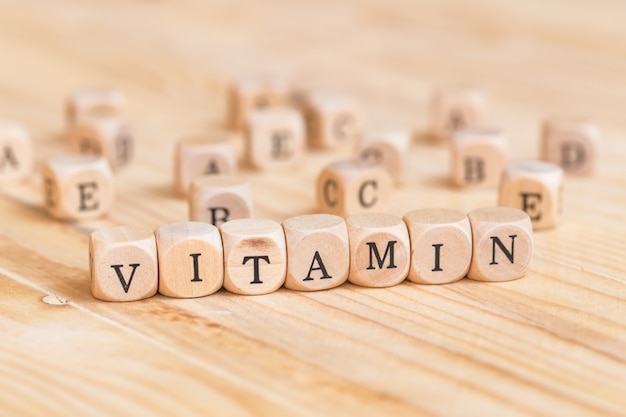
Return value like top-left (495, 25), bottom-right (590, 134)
top-left (246, 107), bottom-right (305, 170)
top-left (282, 214), bottom-right (349, 291)
top-left (403, 208), bottom-right (472, 284)
top-left (467, 207), bottom-right (533, 282)
top-left (42, 155), bottom-right (114, 220)
top-left (155, 222), bottom-right (224, 298)
top-left (347, 213), bottom-right (410, 288)
top-left (220, 219), bottom-right (287, 295)
top-left (90, 226), bottom-right (158, 301)
top-left (0, 121), bottom-right (33, 182)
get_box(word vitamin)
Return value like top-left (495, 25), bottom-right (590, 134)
top-left (89, 207), bottom-right (533, 301)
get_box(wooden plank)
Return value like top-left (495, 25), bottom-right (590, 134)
top-left (1, 0), bottom-right (626, 415)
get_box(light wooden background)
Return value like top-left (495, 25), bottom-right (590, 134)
top-left (1, 1), bottom-right (626, 416)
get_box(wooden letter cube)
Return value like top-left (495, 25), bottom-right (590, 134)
top-left (467, 207), bottom-right (533, 282)
top-left (498, 160), bottom-right (563, 230)
top-left (66, 115), bottom-right (133, 170)
top-left (42, 155), bottom-right (114, 220)
top-left (0, 121), bottom-right (32, 182)
top-left (188, 175), bottom-right (253, 226)
top-left (301, 91), bottom-right (363, 149)
top-left (317, 160), bottom-right (392, 217)
top-left (282, 214), bottom-right (349, 291)
top-left (347, 213), bottom-right (410, 288)
top-left (403, 208), bottom-right (472, 284)
top-left (228, 77), bottom-right (289, 130)
top-left (220, 218), bottom-right (287, 295)
top-left (246, 107), bottom-right (305, 170)
top-left (430, 87), bottom-right (486, 142)
top-left (541, 118), bottom-right (600, 176)
top-left (155, 222), bottom-right (224, 298)
top-left (357, 128), bottom-right (411, 185)
top-left (90, 226), bottom-right (158, 301)
top-left (66, 87), bottom-right (126, 125)
top-left (175, 139), bottom-right (237, 196)
top-left (450, 128), bottom-right (508, 188)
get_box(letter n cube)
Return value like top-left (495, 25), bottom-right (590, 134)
top-left (467, 207), bottom-right (533, 282)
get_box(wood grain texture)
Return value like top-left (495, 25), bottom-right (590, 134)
top-left (1, 0), bottom-right (626, 415)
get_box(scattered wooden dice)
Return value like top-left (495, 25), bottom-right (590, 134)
top-left (450, 128), bottom-right (508, 188)
top-left (316, 160), bottom-right (392, 217)
top-left (430, 87), bottom-right (486, 142)
top-left (175, 139), bottom-right (237, 197)
top-left (245, 107), bottom-right (305, 170)
top-left (188, 175), bottom-right (254, 227)
top-left (42, 155), bottom-right (114, 220)
top-left (498, 160), bottom-right (564, 230)
top-left (541, 118), bottom-right (600, 176)
top-left (0, 121), bottom-right (32, 182)
top-left (66, 114), bottom-right (133, 170)
top-left (357, 128), bottom-right (411, 185)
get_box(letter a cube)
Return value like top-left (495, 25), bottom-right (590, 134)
top-left (430, 87), bottom-right (486, 142)
top-left (282, 214), bottom-right (349, 291)
top-left (0, 121), bottom-right (33, 182)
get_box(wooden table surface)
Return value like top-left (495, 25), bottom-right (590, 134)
top-left (1, 1), bottom-right (626, 415)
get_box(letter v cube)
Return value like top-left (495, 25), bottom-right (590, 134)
top-left (90, 226), bottom-right (158, 301)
